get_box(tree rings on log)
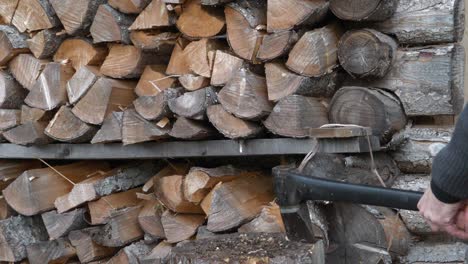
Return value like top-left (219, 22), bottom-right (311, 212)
top-left (267, 0), bottom-right (329, 32)
top-left (45, 106), bottom-right (97, 143)
top-left (134, 88), bottom-right (182, 121)
top-left (176, 0), bottom-right (225, 38)
top-left (207, 104), bottom-right (263, 139)
top-left (169, 117), bottom-right (217, 140)
top-left (0, 25), bottom-right (29, 66)
top-left (210, 50), bottom-right (244, 86)
top-left (50, 0), bottom-right (106, 36)
top-left (329, 86), bottom-right (407, 143)
top-left (264, 95), bottom-right (329, 138)
top-left (11, 0), bottom-right (59, 32)
top-left (9, 54), bottom-right (47, 91)
top-left (330, 0), bottom-right (397, 21)
top-left (338, 29), bottom-right (397, 79)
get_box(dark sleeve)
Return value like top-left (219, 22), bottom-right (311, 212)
top-left (431, 105), bottom-right (468, 203)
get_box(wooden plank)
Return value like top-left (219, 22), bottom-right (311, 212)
top-left (0, 138), bottom-right (380, 159)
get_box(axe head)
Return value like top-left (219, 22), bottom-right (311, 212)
top-left (281, 203), bottom-right (328, 245)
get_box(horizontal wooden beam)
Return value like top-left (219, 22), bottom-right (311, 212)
top-left (0, 138), bottom-right (381, 159)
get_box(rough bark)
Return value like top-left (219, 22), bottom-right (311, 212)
top-left (27, 28), bottom-right (67, 59)
top-left (26, 238), bottom-right (76, 264)
top-left (107, 240), bottom-right (154, 264)
top-left (0, 25), bottom-right (28, 66)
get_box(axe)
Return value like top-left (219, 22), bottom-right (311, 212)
top-left (273, 167), bottom-right (424, 244)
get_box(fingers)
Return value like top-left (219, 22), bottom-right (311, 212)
top-left (444, 224), bottom-right (468, 240)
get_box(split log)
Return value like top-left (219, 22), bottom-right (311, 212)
top-left (218, 67), bottom-right (272, 120)
top-left (49, 0), bottom-right (106, 36)
top-left (72, 78), bottom-right (136, 125)
top-left (169, 117), bottom-right (217, 140)
top-left (0, 25), bottom-right (28, 65)
top-left (130, 30), bottom-right (178, 53)
top-left (142, 162), bottom-right (190, 192)
top-left (265, 63), bottom-right (339, 101)
top-left (0, 109), bottom-right (20, 130)
top-left (238, 202), bottom-right (285, 233)
top-left (9, 54), bottom-right (47, 90)
top-left (390, 127), bottom-right (452, 174)
top-left (3, 161), bottom-right (110, 216)
top-left (183, 165), bottom-right (250, 204)
top-left (67, 65), bottom-right (101, 104)
top-left (108, 0), bottom-right (152, 14)
top-left (108, 241), bottom-right (154, 264)
top-left (129, 0), bottom-right (176, 30)
top-left (179, 74), bottom-right (210, 91)
top-left (256, 30), bottom-right (298, 61)
top-left (45, 106), bottom-right (97, 143)
top-left (169, 233), bottom-right (325, 263)
top-left (0, 71), bottom-right (25, 109)
top-left (206, 175), bottom-right (274, 232)
top-left (329, 87), bottom-right (407, 143)
top-left (0, 215), bottom-right (48, 262)
top-left (25, 62), bottom-right (75, 110)
top-left (135, 65), bottom-right (177, 96)
top-left (54, 38), bottom-right (108, 70)
top-left (392, 175), bottom-right (432, 234)
top-left (54, 161), bottom-right (161, 213)
top-left (372, 0), bottom-right (465, 45)
top-left (11, 0), bottom-right (59, 32)
top-left (100, 44), bottom-right (169, 79)
top-left (122, 108), bottom-right (171, 145)
top-left (168, 87), bottom-right (218, 120)
top-left (90, 4), bottom-right (135, 44)
top-left (267, 0), bottom-right (329, 32)
top-left (20, 105), bottom-right (54, 124)
top-left (330, 0), bottom-right (397, 21)
top-left (88, 188), bottom-right (141, 225)
top-left (286, 24), bottom-right (342, 77)
top-left (138, 200), bottom-right (165, 239)
top-left (27, 28), bottom-right (67, 59)
top-left (161, 210), bottom-right (205, 243)
top-left (166, 38), bottom-right (191, 75)
top-left (91, 111), bottom-right (124, 144)
top-left (134, 88), bottom-right (182, 121)
top-left (184, 38), bottom-right (224, 78)
top-left (89, 206), bottom-right (144, 247)
top-left (345, 44), bottom-right (465, 116)
top-left (3, 121), bottom-right (52, 145)
top-left (338, 29), bottom-right (397, 79)
top-left (200, 182), bottom-right (218, 215)
top-left (210, 50), bottom-right (243, 86)
top-left (400, 242), bottom-right (467, 264)
top-left (155, 175), bottom-right (203, 213)
top-left (176, 0), bottom-right (225, 38)
top-left (26, 238), bottom-right (76, 264)
top-left (0, 0), bottom-right (18, 24)
top-left (69, 227), bottom-right (118, 263)
top-left (141, 241), bottom-right (172, 263)
top-left (207, 104), bottom-right (263, 139)
top-left (0, 160), bottom-right (41, 182)
top-left (264, 95), bottom-right (329, 138)
top-left (41, 208), bottom-right (88, 240)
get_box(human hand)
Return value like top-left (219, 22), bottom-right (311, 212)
top-left (417, 187), bottom-right (468, 240)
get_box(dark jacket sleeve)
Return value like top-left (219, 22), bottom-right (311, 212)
top-left (431, 105), bottom-right (468, 203)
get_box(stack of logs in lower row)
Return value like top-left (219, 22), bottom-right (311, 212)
top-left (0, 0), bottom-right (462, 146)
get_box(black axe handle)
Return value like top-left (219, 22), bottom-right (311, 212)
top-left (274, 169), bottom-right (424, 211)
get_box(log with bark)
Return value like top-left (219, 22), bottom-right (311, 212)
top-left (27, 28), bottom-right (67, 59)
top-left (329, 86), bottom-right (407, 143)
top-left (9, 54), bottom-right (47, 91)
top-left (169, 117), bottom-right (217, 140)
top-left (87, 188), bottom-right (141, 225)
top-left (400, 242), bottom-right (467, 264)
top-left (72, 78), bottom-right (136, 125)
top-left (238, 202), bottom-right (285, 233)
top-left (138, 199), bottom-right (165, 239)
top-left (330, 0), bottom-right (397, 21)
top-left (338, 29), bottom-right (398, 79)
top-left (267, 0), bottom-right (328, 32)
top-left (155, 174), bottom-right (204, 214)
top-left (0, 25), bottom-right (28, 66)
top-left (45, 106), bottom-right (98, 143)
top-left (129, 0), bottom-right (176, 30)
top-left (107, 240), bottom-right (154, 264)
top-left (3, 161), bottom-right (110, 216)
top-left (69, 227), bottom-right (118, 263)
top-left (161, 210), bottom-right (205, 243)
top-left (0, 215), bottom-right (48, 262)
top-left (265, 62), bottom-right (339, 101)
top-left (264, 95), bottom-right (329, 138)
top-left (345, 44), bottom-right (465, 116)
top-left (207, 104), bottom-right (263, 139)
top-left (176, 0), bottom-right (225, 38)
top-left (205, 175), bottom-right (274, 232)
top-left (286, 24), bottom-right (343, 77)
top-left (0, 71), bottom-right (26, 109)
top-left (168, 87), bottom-right (218, 120)
top-left (26, 238), bottom-right (76, 264)
top-left (134, 88), bottom-right (182, 121)
top-left (141, 241), bottom-right (172, 263)
top-left (218, 67), bottom-right (272, 120)
top-left (135, 65), bottom-right (177, 96)
top-left (49, 0), bottom-right (106, 36)
top-left (91, 111), bottom-right (124, 144)
top-left (129, 30), bottom-right (178, 54)
top-left (24, 62), bottom-right (75, 110)
top-left (122, 108), bottom-right (171, 145)
top-left (55, 161), bottom-right (161, 213)
top-left (11, 0), bottom-right (59, 33)
top-left (90, 4), bottom-right (135, 44)
top-left (53, 38), bottom-right (108, 70)
top-left (66, 65), bottom-right (101, 104)
top-left (41, 208), bottom-right (88, 240)
top-left (100, 44), bottom-right (169, 79)
top-left (372, 0), bottom-right (465, 45)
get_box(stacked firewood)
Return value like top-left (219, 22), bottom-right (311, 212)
top-left (0, 160), bottom-right (286, 263)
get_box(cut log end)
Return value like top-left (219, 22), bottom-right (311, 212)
top-left (207, 104), bottom-right (263, 139)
